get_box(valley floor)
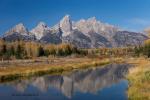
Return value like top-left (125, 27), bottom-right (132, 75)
top-left (0, 57), bottom-right (150, 100)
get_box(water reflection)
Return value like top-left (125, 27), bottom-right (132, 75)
top-left (0, 64), bottom-right (131, 99)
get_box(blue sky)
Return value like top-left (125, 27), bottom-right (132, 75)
top-left (0, 0), bottom-right (150, 35)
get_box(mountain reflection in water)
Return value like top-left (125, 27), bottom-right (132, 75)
top-left (0, 64), bottom-right (131, 100)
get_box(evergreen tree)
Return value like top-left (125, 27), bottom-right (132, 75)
top-left (1, 44), bottom-right (7, 55)
top-left (10, 46), bottom-right (15, 56)
top-left (44, 49), bottom-right (50, 57)
top-left (38, 46), bottom-right (45, 57)
top-left (16, 44), bottom-right (24, 59)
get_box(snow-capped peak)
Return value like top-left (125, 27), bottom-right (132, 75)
top-left (75, 17), bottom-right (119, 37)
top-left (87, 17), bottom-right (97, 22)
top-left (4, 23), bottom-right (29, 36)
top-left (37, 22), bottom-right (48, 28)
top-left (31, 22), bottom-right (50, 40)
top-left (59, 15), bottom-right (72, 36)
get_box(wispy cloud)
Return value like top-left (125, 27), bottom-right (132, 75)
top-left (122, 18), bottom-right (150, 32)
top-left (128, 18), bottom-right (150, 26)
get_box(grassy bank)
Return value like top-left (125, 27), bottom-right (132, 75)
top-left (0, 57), bottom-right (124, 83)
top-left (127, 58), bottom-right (150, 100)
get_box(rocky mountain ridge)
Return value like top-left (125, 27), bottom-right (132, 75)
top-left (2, 15), bottom-right (148, 48)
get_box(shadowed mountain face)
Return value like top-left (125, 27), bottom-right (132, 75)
top-left (3, 32), bottom-right (36, 42)
top-left (113, 31), bottom-right (148, 47)
top-left (62, 29), bottom-right (92, 48)
top-left (2, 15), bottom-right (148, 48)
top-left (0, 64), bottom-right (131, 99)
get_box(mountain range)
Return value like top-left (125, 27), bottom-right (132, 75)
top-left (2, 15), bottom-right (148, 48)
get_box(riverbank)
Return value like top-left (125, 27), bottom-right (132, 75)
top-left (0, 57), bottom-right (124, 83)
top-left (127, 58), bottom-right (150, 100)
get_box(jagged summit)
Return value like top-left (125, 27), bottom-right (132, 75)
top-left (38, 22), bottom-right (48, 27)
top-left (3, 23), bottom-right (36, 41)
top-left (63, 14), bottom-right (70, 18)
top-left (31, 22), bottom-right (50, 40)
top-left (15, 23), bottom-right (25, 28)
top-left (87, 17), bottom-right (97, 22)
top-left (75, 17), bottom-right (119, 36)
top-left (4, 23), bottom-right (29, 36)
top-left (2, 15), bottom-right (148, 48)
top-left (59, 15), bottom-right (72, 36)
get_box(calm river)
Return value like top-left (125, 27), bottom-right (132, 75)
top-left (0, 63), bottom-right (131, 100)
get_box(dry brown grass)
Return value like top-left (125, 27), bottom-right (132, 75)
top-left (127, 57), bottom-right (150, 100)
top-left (0, 57), bottom-right (123, 82)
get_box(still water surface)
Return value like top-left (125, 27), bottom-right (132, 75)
top-left (0, 64), bottom-right (131, 100)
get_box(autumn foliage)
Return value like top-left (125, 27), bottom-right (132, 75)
top-left (0, 39), bottom-right (81, 60)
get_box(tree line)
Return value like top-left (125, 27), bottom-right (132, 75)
top-left (0, 39), bottom-right (86, 60)
top-left (134, 39), bottom-right (150, 58)
top-left (1, 38), bottom-right (149, 60)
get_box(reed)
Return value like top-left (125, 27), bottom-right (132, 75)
top-left (0, 57), bottom-right (120, 83)
top-left (127, 58), bottom-right (150, 100)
